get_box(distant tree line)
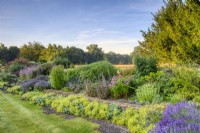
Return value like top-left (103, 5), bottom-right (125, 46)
top-left (0, 42), bottom-right (132, 64)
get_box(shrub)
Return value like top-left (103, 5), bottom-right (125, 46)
top-left (85, 81), bottom-right (98, 97)
top-left (19, 66), bottom-right (37, 80)
top-left (21, 91), bottom-right (43, 100)
top-left (169, 93), bottom-right (185, 104)
top-left (61, 87), bottom-right (71, 92)
top-left (85, 76), bottom-right (110, 99)
top-left (20, 75), bottom-right (49, 92)
top-left (85, 101), bottom-right (109, 120)
top-left (136, 83), bottom-right (162, 104)
top-left (110, 76), bottom-right (133, 99)
top-left (51, 95), bottom-right (89, 116)
top-left (133, 56), bottom-right (157, 77)
top-left (128, 104), bottom-right (165, 133)
top-left (34, 80), bottom-right (51, 91)
top-left (8, 58), bottom-right (29, 66)
top-left (170, 67), bottom-right (200, 100)
top-left (65, 61), bottom-right (117, 82)
top-left (193, 96), bottom-right (200, 104)
top-left (112, 107), bottom-right (137, 126)
top-left (50, 65), bottom-right (65, 90)
top-left (142, 71), bottom-right (173, 101)
top-left (151, 102), bottom-right (200, 133)
top-left (0, 81), bottom-right (8, 90)
top-left (67, 80), bottom-right (84, 93)
top-left (0, 71), bottom-right (17, 83)
top-left (32, 62), bottom-right (53, 76)
top-left (9, 63), bottom-right (25, 73)
top-left (107, 104), bottom-right (123, 121)
top-left (53, 57), bottom-right (72, 68)
top-left (7, 85), bottom-right (21, 94)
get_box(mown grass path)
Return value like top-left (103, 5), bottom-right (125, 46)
top-left (0, 91), bottom-right (99, 133)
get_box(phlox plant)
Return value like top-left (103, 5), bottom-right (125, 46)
top-left (151, 102), bottom-right (200, 133)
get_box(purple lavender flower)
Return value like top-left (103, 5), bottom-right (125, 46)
top-left (151, 102), bottom-right (200, 133)
top-left (19, 66), bottom-right (37, 80)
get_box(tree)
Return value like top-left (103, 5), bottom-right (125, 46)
top-left (138, 0), bottom-right (200, 65)
top-left (0, 43), bottom-right (20, 63)
top-left (39, 44), bottom-right (63, 62)
top-left (106, 51), bottom-right (132, 64)
top-left (8, 46), bottom-right (20, 61)
top-left (20, 42), bottom-right (45, 62)
top-left (86, 44), bottom-right (104, 63)
top-left (63, 46), bottom-right (85, 64)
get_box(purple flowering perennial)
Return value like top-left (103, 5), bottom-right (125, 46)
top-left (19, 66), bottom-right (37, 79)
top-left (109, 76), bottom-right (118, 87)
top-left (151, 102), bottom-right (200, 133)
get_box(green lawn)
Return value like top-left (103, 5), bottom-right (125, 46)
top-left (0, 91), bottom-right (99, 133)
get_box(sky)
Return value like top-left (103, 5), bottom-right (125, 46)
top-left (0, 0), bottom-right (164, 54)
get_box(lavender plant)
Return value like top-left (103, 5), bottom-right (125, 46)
top-left (151, 102), bottom-right (200, 133)
top-left (19, 66), bottom-right (37, 80)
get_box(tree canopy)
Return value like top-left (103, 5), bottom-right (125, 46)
top-left (137, 0), bottom-right (200, 65)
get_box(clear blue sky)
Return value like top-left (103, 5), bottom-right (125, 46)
top-left (0, 0), bottom-right (163, 54)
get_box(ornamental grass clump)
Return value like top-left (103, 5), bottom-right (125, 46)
top-left (152, 102), bottom-right (200, 133)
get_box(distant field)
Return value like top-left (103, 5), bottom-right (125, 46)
top-left (75, 64), bottom-right (134, 69)
top-left (113, 64), bottom-right (134, 69)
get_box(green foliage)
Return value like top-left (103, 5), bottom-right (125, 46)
top-left (51, 95), bottom-right (90, 116)
top-left (18, 90), bottom-right (167, 133)
top-left (86, 44), bottom-right (104, 63)
top-left (32, 62), bottom-right (53, 76)
top-left (9, 63), bottom-right (25, 72)
top-left (7, 85), bottom-right (21, 94)
top-left (193, 96), bottom-right (200, 104)
top-left (170, 67), bottom-right (200, 100)
top-left (105, 51), bottom-right (132, 64)
top-left (65, 61), bottom-right (117, 82)
top-left (61, 87), bottom-right (71, 92)
top-left (85, 76), bottom-right (110, 99)
top-left (110, 76), bottom-right (133, 99)
top-left (169, 94), bottom-right (185, 104)
top-left (20, 42), bottom-right (45, 62)
top-left (39, 44), bottom-right (63, 62)
top-left (136, 83), bottom-right (162, 104)
top-left (53, 57), bottom-right (72, 68)
top-left (107, 104), bottom-right (123, 121)
top-left (0, 70), bottom-right (17, 83)
top-left (85, 82), bottom-right (98, 97)
top-left (0, 44), bottom-right (19, 63)
top-left (138, 0), bottom-right (200, 65)
top-left (112, 108), bottom-right (137, 126)
top-left (142, 71), bottom-right (173, 101)
top-left (0, 81), bottom-right (8, 90)
top-left (85, 101), bottom-right (108, 120)
top-left (62, 46), bottom-right (86, 64)
top-left (50, 65), bottom-right (65, 90)
top-left (110, 82), bottom-right (130, 99)
top-left (127, 104), bottom-right (165, 133)
top-left (134, 56), bottom-right (157, 77)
